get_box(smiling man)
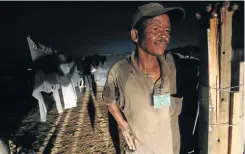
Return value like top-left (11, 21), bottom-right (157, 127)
top-left (102, 3), bottom-right (185, 154)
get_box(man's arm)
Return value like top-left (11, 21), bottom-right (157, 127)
top-left (102, 67), bottom-right (136, 151)
top-left (102, 71), bottom-right (126, 128)
top-left (107, 102), bottom-right (127, 129)
top-left (108, 102), bottom-right (136, 151)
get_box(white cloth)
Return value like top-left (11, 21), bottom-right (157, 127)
top-left (32, 71), bottom-right (63, 122)
top-left (27, 36), bottom-right (54, 61)
top-left (70, 64), bottom-right (83, 99)
top-left (60, 62), bottom-right (83, 100)
top-left (91, 65), bottom-right (97, 73)
top-left (59, 75), bottom-right (77, 109)
top-left (52, 88), bottom-right (63, 114)
top-left (59, 63), bottom-right (71, 75)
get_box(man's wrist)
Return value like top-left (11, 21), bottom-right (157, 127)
top-left (118, 120), bottom-right (128, 131)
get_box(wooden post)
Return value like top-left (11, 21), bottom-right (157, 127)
top-left (218, 8), bottom-right (233, 154)
top-left (197, 3), bottom-right (220, 153)
top-left (197, 2), bottom-right (240, 154)
top-left (206, 16), bottom-right (220, 154)
top-left (229, 62), bottom-right (244, 154)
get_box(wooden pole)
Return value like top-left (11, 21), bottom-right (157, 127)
top-left (217, 9), bottom-right (233, 154)
top-left (197, 3), bottom-right (220, 153)
top-left (197, 2), bottom-right (240, 154)
top-left (206, 17), bottom-right (220, 154)
top-left (229, 62), bottom-right (244, 154)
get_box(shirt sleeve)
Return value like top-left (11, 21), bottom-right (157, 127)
top-left (102, 66), bottom-right (124, 109)
top-left (166, 53), bottom-right (183, 115)
top-left (102, 70), bottom-right (117, 103)
top-left (171, 96), bottom-right (183, 116)
top-left (166, 53), bottom-right (177, 95)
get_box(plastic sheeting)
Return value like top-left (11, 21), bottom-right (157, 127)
top-left (32, 71), bottom-right (63, 122)
top-left (27, 36), bottom-right (57, 61)
top-left (59, 75), bottom-right (77, 109)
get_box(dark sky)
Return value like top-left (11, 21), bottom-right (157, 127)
top-left (0, 1), bottom-right (244, 67)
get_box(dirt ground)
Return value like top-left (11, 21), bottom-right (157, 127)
top-left (11, 87), bottom-right (126, 154)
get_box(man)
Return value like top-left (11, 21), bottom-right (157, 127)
top-left (102, 3), bottom-right (185, 154)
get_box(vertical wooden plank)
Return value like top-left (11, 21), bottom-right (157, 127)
top-left (229, 62), bottom-right (244, 154)
top-left (218, 11), bottom-right (233, 154)
top-left (198, 15), bottom-right (221, 154)
top-left (207, 17), bottom-right (220, 154)
top-left (198, 3), bottom-right (241, 154)
top-left (242, 62), bottom-right (245, 154)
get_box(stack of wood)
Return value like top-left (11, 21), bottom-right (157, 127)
top-left (196, 1), bottom-right (244, 154)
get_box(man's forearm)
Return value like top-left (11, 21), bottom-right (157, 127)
top-left (108, 102), bottom-right (127, 129)
top-left (108, 102), bottom-right (136, 151)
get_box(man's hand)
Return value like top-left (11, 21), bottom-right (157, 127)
top-left (119, 122), bottom-right (136, 151)
top-left (107, 103), bottom-right (136, 151)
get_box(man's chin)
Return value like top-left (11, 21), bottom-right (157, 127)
top-left (145, 50), bottom-right (165, 56)
top-left (155, 46), bottom-right (167, 55)
top-left (154, 49), bottom-right (166, 56)
top-left (144, 46), bottom-right (166, 56)
top-left (147, 51), bottom-right (165, 56)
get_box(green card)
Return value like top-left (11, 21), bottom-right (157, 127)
top-left (153, 93), bottom-right (171, 109)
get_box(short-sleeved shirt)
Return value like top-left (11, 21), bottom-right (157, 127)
top-left (102, 51), bottom-right (183, 154)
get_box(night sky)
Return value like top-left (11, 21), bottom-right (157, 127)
top-left (0, 1), bottom-right (244, 67)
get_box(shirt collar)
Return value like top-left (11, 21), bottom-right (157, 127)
top-left (129, 50), bottom-right (171, 78)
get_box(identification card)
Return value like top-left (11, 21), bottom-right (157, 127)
top-left (153, 93), bottom-right (171, 109)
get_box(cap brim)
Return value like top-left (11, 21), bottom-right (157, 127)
top-left (147, 7), bottom-right (185, 24)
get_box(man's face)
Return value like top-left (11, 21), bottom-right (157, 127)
top-left (137, 14), bottom-right (171, 56)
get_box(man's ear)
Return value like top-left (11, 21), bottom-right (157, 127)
top-left (131, 29), bottom-right (139, 43)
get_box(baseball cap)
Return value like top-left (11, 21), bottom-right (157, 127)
top-left (131, 3), bottom-right (185, 29)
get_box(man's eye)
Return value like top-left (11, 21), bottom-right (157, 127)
top-left (153, 27), bottom-right (158, 31)
top-left (165, 29), bottom-right (171, 33)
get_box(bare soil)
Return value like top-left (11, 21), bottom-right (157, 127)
top-left (11, 88), bottom-right (126, 154)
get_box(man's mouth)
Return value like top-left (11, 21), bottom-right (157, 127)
top-left (154, 41), bottom-right (167, 47)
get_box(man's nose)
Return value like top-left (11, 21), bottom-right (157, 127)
top-left (158, 36), bottom-right (163, 42)
top-left (158, 35), bottom-right (167, 42)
